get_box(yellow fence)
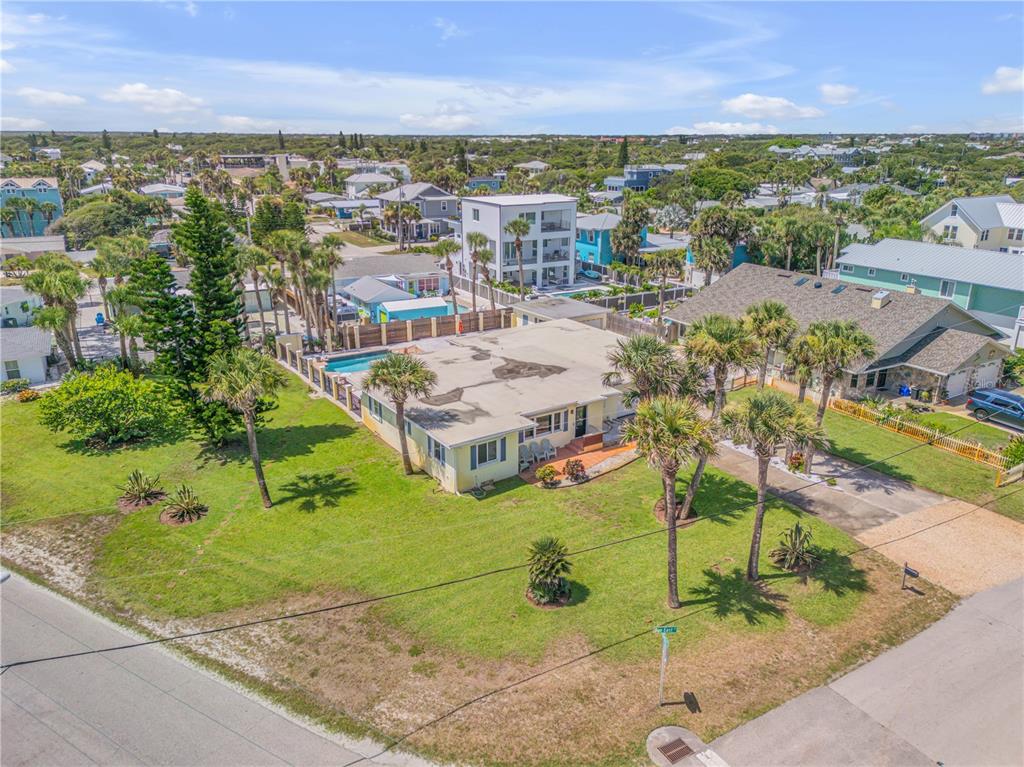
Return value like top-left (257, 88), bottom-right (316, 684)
top-left (828, 398), bottom-right (1008, 470)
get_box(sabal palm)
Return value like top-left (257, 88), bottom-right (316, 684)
top-left (623, 396), bottom-right (717, 608)
top-left (476, 248), bottom-right (497, 310)
top-left (32, 305), bottom-right (76, 366)
top-left (106, 286), bottom-right (137, 366)
top-left (721, 390), bottom-right (826, 580)
top-left (602, 335), bottom-right (682, 405)
top-left (261, 264), bottom-right (290, 334)
top-left (787, 332), bottom-right (819, 403)
top-left (24, 257), bottom-right (87, 364)
top-left (112, 312), bottom-right (144, 369)
top-left (201, 348), bottom-right (287, 508)
top-left (237, 245), bottom-right (271, 341)
top-left (432, 239), bottom-right (461, 317)
top-left (365, 353), bottom-right (438, 475)
top-left (743, 300), bottom-right (798, 388)
top-left (465, 231), bottom-right (489, 313)
top-left (503, 217), bottom-right (531, 299)
top-left (679, 313), bottom-right (758, 520)
top-left (647, 249), bottom-right (685, 325)
top-left (692, 235), bottom-right (731, 287)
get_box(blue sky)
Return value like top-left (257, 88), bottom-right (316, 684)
top-left (1, 2), bottom-right (1022, 135)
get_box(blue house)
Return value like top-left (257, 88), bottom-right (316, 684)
top-left (379, 296), bottom-right (453, 322)
top-left (603, 164), bottom-right (686, 192)
top-left (0, 177), bottom-right (64, 238)
top-left (340, 276), bottom-right (415, 322)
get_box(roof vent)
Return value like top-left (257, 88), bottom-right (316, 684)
top-left (831, 284), bottom-right (847, 294)
top-left (794, 277), bottom-right (809, 286)
top-left (813, 281), bottom-right (822, 289)
top-left (871, 290), bottom-right (891, 309)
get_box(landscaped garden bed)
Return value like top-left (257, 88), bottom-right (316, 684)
top-left (1, 379), bottom-right (957, 766)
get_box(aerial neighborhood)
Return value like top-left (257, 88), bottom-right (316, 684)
top-left (0, 4), bottom-right (1022, 765)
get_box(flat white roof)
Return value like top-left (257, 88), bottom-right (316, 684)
top-left (467, 193), bottom-right (577, 206)
top-left (380, 296), bottom-right (449, 311)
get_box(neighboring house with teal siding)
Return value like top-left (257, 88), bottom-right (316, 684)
top-left (576, 212), bottom-right (623, 265)
top-left (0, 178), bottom-right (64, 238)
top-left (835, 239), bottom-right (1023, 342)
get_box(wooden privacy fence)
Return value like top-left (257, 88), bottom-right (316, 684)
top-left (337, 309), bottom-right (513, 350)
top-left (605, 313), bottom-right (679, 342)
top-left (828, 398), bottom-right (1008, 470)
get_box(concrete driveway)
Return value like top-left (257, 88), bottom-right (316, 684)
top-left (0, 576), bottom-right (430, 767)
top-left (712, 578), bottom-right (1024, 767)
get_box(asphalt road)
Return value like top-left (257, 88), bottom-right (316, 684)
top-left (712, 577), bottom-right (1024, 767)
top-left (0, 575), bottom-right (429, 767)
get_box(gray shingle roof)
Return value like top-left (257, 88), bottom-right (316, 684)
top-left (839, 239), bottom-right (1024, 292)
top-left (870, 327), bottom-right (1005, 375)
top-left (664, 263), bottom-right (992, 367)
top-left (1, 285), bottom-right (33, 307)
top-left (0, 326), bottom-right (52, 361)
top-left (341, 276), bottom-right (414, 304)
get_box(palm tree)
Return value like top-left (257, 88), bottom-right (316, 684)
top-left (32, 305), bottom-right (76, 367)
top-left (647, 249), bottom-right (685, 325)
top-left (678, 313), bottom-right (758, 520)
top-left (1, 208), bottom-right (16, 238)
top-left (237, 245), bottom-right (271, 342)
top-left (112, 311), bottom-right (144, 370)
top-left (504, 217), bottom-right (531, 299)
top-left (38, 201), bottom-right (58, 230)
top-left (106, 286), bottom-right (136, 366)
top-left (743, 300), bottom-right (798, 388)
top-left (432, 239), bottom-right (461, 317)
top-left (692, 235), bottom-right (731, 287)
top-left (465, 231), bottom-right (489, 313)
top-left (602, 335), bottom-right (682, 405)
top-left (262, 264), bottom-right (290, 334)
top-left (201, 348), bottom-right (287, 508)
top-left (721, 390), bottom-right (826, 581)
top-left (23, 255), bottom-right (87, 364)
top-left (623, 396), bottom-right (717, 608)
top-left (787, 332), bottom-right (818, 403)
top-left (365, 353), bottom-right (438, 475)
top-left (476, 248), bottom-right (497, 310)
top-left (6, 197), bottom-right (27, 237)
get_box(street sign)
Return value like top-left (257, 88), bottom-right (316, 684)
top-left (902, 562), bottom-right (920, 590)
top-left (655, 626), bottom-right (678, 705)
top-left (655, 626), bottom-right (678, 634)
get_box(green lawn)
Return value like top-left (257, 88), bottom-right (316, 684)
top-left (2, 378), bottom-right (882, 662)
top-left (916, 411), bottom-right (1012, 450)
top-left (337, 230), bottom-right (392, 248)
top-left (727, 387), bottom-right (1023, 523)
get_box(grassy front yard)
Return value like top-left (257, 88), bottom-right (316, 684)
top-left (727, 387), bottom-right (1023, 523)
top-left (916, 411), bottom-right (1013, 450)
top-left (1, 379), bottom-right (955, 765)
top-left (336, 229), bottom-right (392, 248)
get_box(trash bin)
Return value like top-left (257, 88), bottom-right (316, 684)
top-left (95, 312), bottom-right (105, 325)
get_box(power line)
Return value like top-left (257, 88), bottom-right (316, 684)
top-left (3, 407), bottom-right (1017, 672)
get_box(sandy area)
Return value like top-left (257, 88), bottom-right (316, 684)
top-left (856, 499), bottom-right (1024, 596)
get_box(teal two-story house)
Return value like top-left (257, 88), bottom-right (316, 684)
top-left (1, 177), bottom-right (64, 238)
top-left (835, 239), bottom-right (1023, 338)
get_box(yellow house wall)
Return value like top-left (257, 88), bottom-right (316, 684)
top-left (452, 433), bottom-right (519, 492)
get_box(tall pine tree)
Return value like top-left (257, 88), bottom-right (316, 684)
top-left (173, 187), bottom-right (244, 442)
top-left (128, 252), bottom-right (199, 385)
top-left (618, 136), bottom-right (629, 167)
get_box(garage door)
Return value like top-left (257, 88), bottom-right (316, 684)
top-left (945, 369), bottom-right (968, 397)
top-left (975, 361), bottom-right (999, 389)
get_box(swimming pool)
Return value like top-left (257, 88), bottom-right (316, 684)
top-left (324, 351), bottom-right (390, 374)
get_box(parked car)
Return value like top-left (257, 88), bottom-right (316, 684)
top-left (966, 388), bottom-right (1024, 430)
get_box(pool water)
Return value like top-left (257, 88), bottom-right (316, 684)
top-left (324, 351), bottom-right (390, 374)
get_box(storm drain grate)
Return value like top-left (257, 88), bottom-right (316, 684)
top-left (657, 738), bottom-right (694, 764)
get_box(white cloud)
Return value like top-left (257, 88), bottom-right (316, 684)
top-left (0, 59), bottom-right (11, 73)
top-left (667, 121), bottom-right (779, 135)
top-left (184, 1), bottom-right (198, 17)
top-left (819, 83), bottom-right (858, 105)
top-left (102, 82), bottom-right (204, 113)
top-left (982, 66), bottom-right (1024, 95)
top-left (217, 114), bottom-right (278, 132)
top-left (722, 93), bottom-right (824, 119)
top-left (16, 87), bottom-right (85, 106)
top-left (433, 17), bottom-right (467, 42)
top-left (1, 116), bottom-right (46, 130)
top-left (400, 111), bottom-right (480, 132)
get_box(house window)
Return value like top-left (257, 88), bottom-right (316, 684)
top-left (840, 264), bottom-right (854, 273)
top-left (426, 436), bottom-right (446, 465)
top-left (367, 396), bottom-right (384, 422)
top-left (850, 374), bottom-right (859, 388)
top-left (404, 420), bottom-right (412, 436)
top-left (942, 224), bottom-right (959, 239)
top-left (899, 273), bottom-right (909, 282)
top-left (950, 203), bottom-right (958, 217)
top-left (519, 212), bottom-right (536, 224)
top-left (940, 279), bottom-right (956, 298)
top-left (866, 372), bottom-right (876, 387)
top-left (867, 268), bottom-right (876, 277)
top-left (470, 438), bottom-right (504, 469)
top-left (518, 426), bottom-right (535, 443)
top-left (471, 208), bottom-right (480, 221)
top-left (441, 201), bottom-right (448, 212)
top-left (1011, 228), bottom-right (1024, 241)
top-left (4, 360), bottom-right (21, 380)
top-left (534, 410), bottom-right (569, 435)
top-left (980, 229), bottom-right (989, 241)
top-left (588, 230), bottom-right (595, 243)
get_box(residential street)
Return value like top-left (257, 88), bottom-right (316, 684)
top-left (712, 577), bottom-right (1024, 767)
top-left (0, 575), bottom-right (429, 767)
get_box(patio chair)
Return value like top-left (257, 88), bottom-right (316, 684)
top-left (518, 444), bottom-right (531, 471)
top-left (539, 438), bottom-right (557, 460)
top-left (529, 442), bottom-right (545, 464)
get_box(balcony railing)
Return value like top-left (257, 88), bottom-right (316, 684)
top-left (503, 257), bottom-right (538, 267)
top-left (540, 220), bottom-right (571, 232)
top-left (541, 249), bottom-right (571, 262)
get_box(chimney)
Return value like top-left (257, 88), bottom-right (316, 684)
top-left (871, 290), bottom-right (891, 309)
top-left (905, 284), bottom-right (919, 294)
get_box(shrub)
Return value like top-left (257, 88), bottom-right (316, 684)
top-left (563, 458), bottom-right (588, 483)
top-left (37, 365), bottom-right (174, 446)
top-left (118, 470), bottom-right (163, 505)
top-left (16, 389), bottom-right (40, 402)
top-left (535, 464), bottom-right (559, 487)
top-left (527, 537), bottom-right (572, 605)
top-left (164, 485), bottom-right (208, 524)
top-left (1, 378), bottom-right (30, 395)
top-left (770, 522), bottom-right (819, 571)
top-left (787, 452), bottom-right (805, 473)
top-left (1003, 436), bottom-right (1024, 468)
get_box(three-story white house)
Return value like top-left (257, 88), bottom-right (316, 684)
top-left (459, 194), bottom-right (577, 290)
